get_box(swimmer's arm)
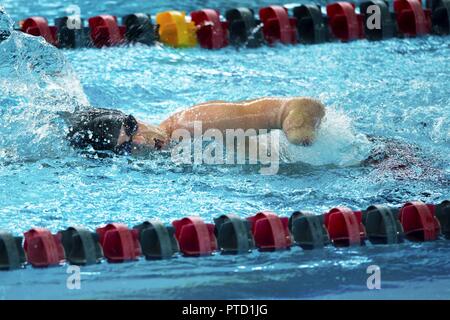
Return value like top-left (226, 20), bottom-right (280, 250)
top-left (159, 98), bottom-right (325, 145)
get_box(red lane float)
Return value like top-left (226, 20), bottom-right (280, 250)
top-left (20, 17), bottom-right (58, 46)
top-left (259, 6), bottom-right (298, 44)
top-left (88, 15), bottom-right (126, 47)
top-left (96, 223), bottom-right (141, 262)
top-left (324, 207), bottom-right (366, 246)
top-left (326, 2), bottom-right (364, 41)
top-left (23, 228), bottom-right (65, 267)
top-left (398, 201), bottom-right (441, 241)
top-left (393, 0), bottom-right (432, 36)
top-left (172, 217), bottom-right (217, 256)
top-left (247, 211), bottom-right (292, 250)
top-left (190, 9), bottom-right (228, 49)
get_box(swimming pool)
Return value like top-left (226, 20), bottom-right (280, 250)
top-left (0, 0), bottom-right (449, 299)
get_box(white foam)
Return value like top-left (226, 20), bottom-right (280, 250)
top-left (250, 107), bottom-right (372, 167)
top-left (0, 9), bottom-right (88, 162)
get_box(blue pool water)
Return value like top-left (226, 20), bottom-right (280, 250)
top-left (0, 1), bottom-right (449, 299)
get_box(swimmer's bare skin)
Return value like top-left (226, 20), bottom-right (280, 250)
top-left (120, 97), bottom-right (326, 151)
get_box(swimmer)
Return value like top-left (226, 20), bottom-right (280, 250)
top-left (65, 97), bottom-right (325, 154)
top-left (63, 98), bottom-right (444, 182)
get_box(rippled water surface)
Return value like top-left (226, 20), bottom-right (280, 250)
top-left (0, 1), bottom-right (449, 299)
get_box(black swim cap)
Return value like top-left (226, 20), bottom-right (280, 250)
top-left (67, 109), bottom-right (138, 152)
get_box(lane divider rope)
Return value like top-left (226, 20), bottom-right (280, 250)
top-left (10, 1), bottom-right (450, 50)
top-left (0, 200), bottom-right (448, 271)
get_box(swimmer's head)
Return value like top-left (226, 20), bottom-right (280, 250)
top-left (68, 113), bottom-right (138, 152)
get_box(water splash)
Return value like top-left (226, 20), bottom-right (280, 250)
top-left (0, 6), bottom-right (13, 40)
top-left (279, 107), bottom-right (372, 166)
top-left (0, 9), bottom-right (89, 163)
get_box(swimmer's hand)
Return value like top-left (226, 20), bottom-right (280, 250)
top-left (281, 99), bottom-right (325, 146)
top-left (283, 125), bottom-right (316, 146)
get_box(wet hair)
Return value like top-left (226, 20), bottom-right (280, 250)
top-left (66, 108), bottom-right (138, 152)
